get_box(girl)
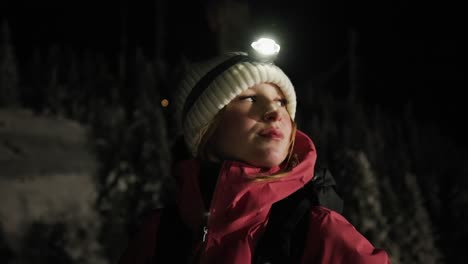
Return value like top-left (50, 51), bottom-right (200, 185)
top-left (118, 51), bottom-right (390, 263)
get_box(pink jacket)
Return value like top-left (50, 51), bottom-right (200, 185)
top-left (118, 130), bottom-right (390, 263)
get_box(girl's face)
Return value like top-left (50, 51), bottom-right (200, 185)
top-left (210, 83), bottom-right (293, 168)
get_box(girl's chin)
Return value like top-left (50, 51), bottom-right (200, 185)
top-left (247, 152), bottom-right (288, 168)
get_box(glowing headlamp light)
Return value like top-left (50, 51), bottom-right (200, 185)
top-left (249, 37), bottom-right (280, 63)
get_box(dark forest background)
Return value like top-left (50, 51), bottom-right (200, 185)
top-left (1, 0), bottom-right (467, 263)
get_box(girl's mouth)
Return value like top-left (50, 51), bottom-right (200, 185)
top-left (259, 128), bottom-right (284, 140)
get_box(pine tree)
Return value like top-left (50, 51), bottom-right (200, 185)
top-left (0, 19), bottom-right (19, 107)
top-left (365, 101), bottom-right (445, 263)
top-left (333, 150), bottom-right (400, 263)
top-left (93, 48), bottom-right (171, 263)
top-left (399, 172), bottom-right (443, 263)
top-left (206, 0), bottom-right (251, 53)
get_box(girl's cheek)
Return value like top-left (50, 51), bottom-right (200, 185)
top-left (224, 108), bottom-right (251, 123)
top-left (281, 113), bottom-right (292, 126)
top-left (221, 111), bottom-right (240, 126)
top-left (218, 112), bottom-right (249, 134)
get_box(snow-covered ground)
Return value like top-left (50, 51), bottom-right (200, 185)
top-left (0, 109), bottom-right (105, 263)
top-left (0, 109), bottom-right (96, 178)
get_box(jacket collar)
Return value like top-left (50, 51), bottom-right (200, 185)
top-left (172, 130), bottom-right (317, 234)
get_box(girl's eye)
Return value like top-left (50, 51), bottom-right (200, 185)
top-left (239, 96), bottom-right (256, 102)
top-left (277, 99), bottom-right (288, 107)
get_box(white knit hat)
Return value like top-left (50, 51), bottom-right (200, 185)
top-left (174, 52), bottom-right (296, 156)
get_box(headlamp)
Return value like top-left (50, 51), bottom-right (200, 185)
top-left (249, 37), bottom-right (280, 63)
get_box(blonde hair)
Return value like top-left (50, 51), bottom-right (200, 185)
top-left (195, 108), bottom-right (298, 180)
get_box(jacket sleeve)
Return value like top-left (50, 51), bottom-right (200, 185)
top-left (117, 209), bottom-right (162, 264)
top-left (301, 207), bottom-right (391, 264)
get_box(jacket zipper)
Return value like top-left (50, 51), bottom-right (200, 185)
top-left (192, 213), bottom-right (210, 262)
top-left (198, 161), bottom-right (228, 256)
top-left (202, 225), bottom-right (208, 242)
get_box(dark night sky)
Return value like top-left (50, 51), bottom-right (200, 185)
top-left (1, 0), bottom-right (467, 149)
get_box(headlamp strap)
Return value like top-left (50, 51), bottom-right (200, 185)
top-left (182, 54), bottom-right (251, 121)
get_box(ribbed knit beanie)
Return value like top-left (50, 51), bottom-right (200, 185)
top-left (174, 51), bottom-right (296, 156)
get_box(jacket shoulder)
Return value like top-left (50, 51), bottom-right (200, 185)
top-left (303, 207), bottom-right (391, 263)
top-left (308, 206), bottom-right (350, 233)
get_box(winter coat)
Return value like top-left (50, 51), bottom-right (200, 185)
top-left (118, 130), bottom-right (390, 264)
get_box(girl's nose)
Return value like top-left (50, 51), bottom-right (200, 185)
top-left (263, 106), bottom-right (281, 122)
